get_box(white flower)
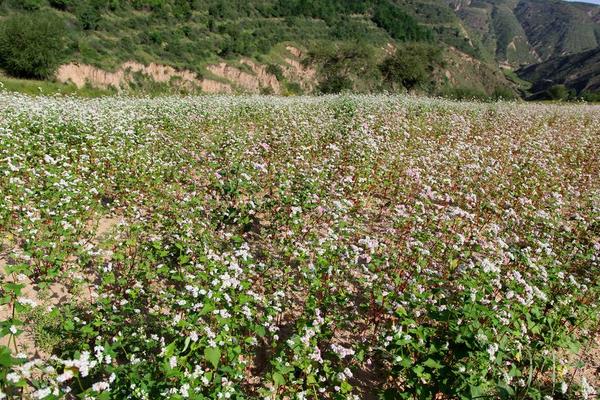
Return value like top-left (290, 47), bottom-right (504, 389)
top-left (581, 377), bottom-right (596, 399)
top-left (180, 383), bottom-right (190, 398)
top-left (487, 343), bottom-right (499, 361)
top-left (481, 258), bottom-right (500, 274)
top-left (92, 381), bottom-right (110, 392)
top-left (32, 387), bottom-right (52, 399)
top-left (62, 351), bottom-right (96, 377)
top-left (169, 356), bottom-right (177, 369)
top-left (57, 370), bottom-right (74, 383)
top-left (331, 344), bottom-right (355, 358)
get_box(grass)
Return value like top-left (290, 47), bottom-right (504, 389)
top-left (0, 74), bottom-right (113, 97)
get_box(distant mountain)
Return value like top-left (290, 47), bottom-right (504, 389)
top-left (566, 0), bottom-right (600, 5)
top-left (446, 0), bottom-right (600, 66)
top-left (517, 46), bottom-right (600, 98)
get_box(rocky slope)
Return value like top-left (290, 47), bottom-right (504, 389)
top-left (517, 46), bottom-right (600, 96)
top-left (446, 0), bottom-right (600, 67)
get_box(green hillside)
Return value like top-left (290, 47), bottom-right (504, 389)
top-left (447, 0), bottom-right (600, 67)
top-left (0, 0), bottom-right (518, 97)
top-left (1, 0), bottom-right (599, 98)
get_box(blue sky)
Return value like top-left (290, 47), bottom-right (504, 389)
top-left (565, 0), bottom-right (600, 4)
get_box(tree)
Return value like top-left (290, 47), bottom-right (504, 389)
top-left (0, 12), bottom-right (67, 79)
top-left (372, 1), bottom-right (432, 42)
top-left (309, 42), bottom-right (378, 93)
top-left (379, 43), bottom-right (442, 91)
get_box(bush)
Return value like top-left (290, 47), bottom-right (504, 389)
top-left (49, 0), bottom-right (71, 11)
top-left (309, 42), bottom-right (379, 93)
top-left (492, 86), bottom-right (517, 100)
top-left (546, 84), bottom-right (574, 101)
top-left (318, 74), bottom-right (353, 94)
top-left (379, 43), bottom-right (442, 91)
top-left (441, 86), bottom-right (488, 100)
top-left (11, 0), bottom-right (43, 10)
top-left (580, 90), bottom-right (600, 102)
top-left (76, 2), bottom-right (103, 30)
top-left (372, 1), bottom-right (432, 41)
top-left (0, 12), bottom-right (67, 79)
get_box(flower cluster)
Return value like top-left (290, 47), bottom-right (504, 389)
top-left (0, 93), bottom-right (598, 399)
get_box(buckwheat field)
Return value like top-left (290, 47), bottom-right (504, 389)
top-left (0, 93), bottom-right (598, 400)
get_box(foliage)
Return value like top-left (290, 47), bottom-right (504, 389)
top-left (0, 94), bottom-right (598, 399)
top-left (546, 85), bottom-right (575, 101)
top-left (372, 0), bottom-right (432, 42)
top-left (309, 42), bottom-right (380, 94)
top-left (0, 12), bottom-right (67, 79)
top-left (379, 43), bottom-right (442, 91)
top-left (580, 90), bottom-right (600, 102)
top-left (0, 76), bottom-right (113, 97)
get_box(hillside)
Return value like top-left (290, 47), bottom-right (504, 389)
top-left (1, 0), bottom-right (600, 97)
top-left (447, 0), bottom-right (600, 67)
top-left (0, 0), bottom-right (517, 97)
top-left (517, 46), bottom-right (600, 99)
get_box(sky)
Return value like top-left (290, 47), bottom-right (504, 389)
top-left (565, 0), bottom-right (600, 4)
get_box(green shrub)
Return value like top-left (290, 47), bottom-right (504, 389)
top-left (492, 86), bottom-right (518, 100)
top-left (0, 12), bottom-right (67, 79)
top-left (379, 43), bottom-right (443, 91)
top-left (266, 64), bottom-right (284, 81)
top-left (48, 0), bottom-right (71, 11)
top-left (441, 86), bottom-right (489, 100)
top-left (318, 74), bottom-right (353, 94)
top-left (546, 84), bottom-right (574, 101)
top-left (372, 1), bottom-right (432, 41)
top-left (580, 90), bottom-right (600, 102)
top-left (11, 0), bottom-right (43, 10)
top-left (284, 81), bottom-right (303, 95)
top-left (76, 1), bottom-right (103, 30)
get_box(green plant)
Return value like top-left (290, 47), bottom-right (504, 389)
top-left (0, 12), bottom-right (67, 79)
top-left (0, 94), bottom-right (597, 399)
top-left (379, 43), bottom-right (443, 91)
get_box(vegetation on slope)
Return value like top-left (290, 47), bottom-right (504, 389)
top-left (518, 46), bottom-right (600, 100)
top-left (0, 0), bottom-right (518, 97)
top-left (448, 0), bottom-right (600, 67)
top-left (2, 0), bottom-right (599, 98)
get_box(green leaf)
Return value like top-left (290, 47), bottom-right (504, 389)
top-left (204, 347), bottom-right (221, 369)
top-left (423, 358), bottom-right (443, 369)
top-left (182, 337), bottom-right (191, 353)
top-left (63, 319), bottom-right (75, 331)
top-left (341, 380), bottom-right (352, 393)
top-left (497, 381), bottom-right (515, 397)
top-left (254, 325), bottom-right (266, 337)
top-left (272, 372), bottom-right (285, 387)
top-left (470, 384), bottom-right (485, 397)
top-left (164, 342), bottom-right (177, 358)
top-left (0, 346), bottom-right (15, 367)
